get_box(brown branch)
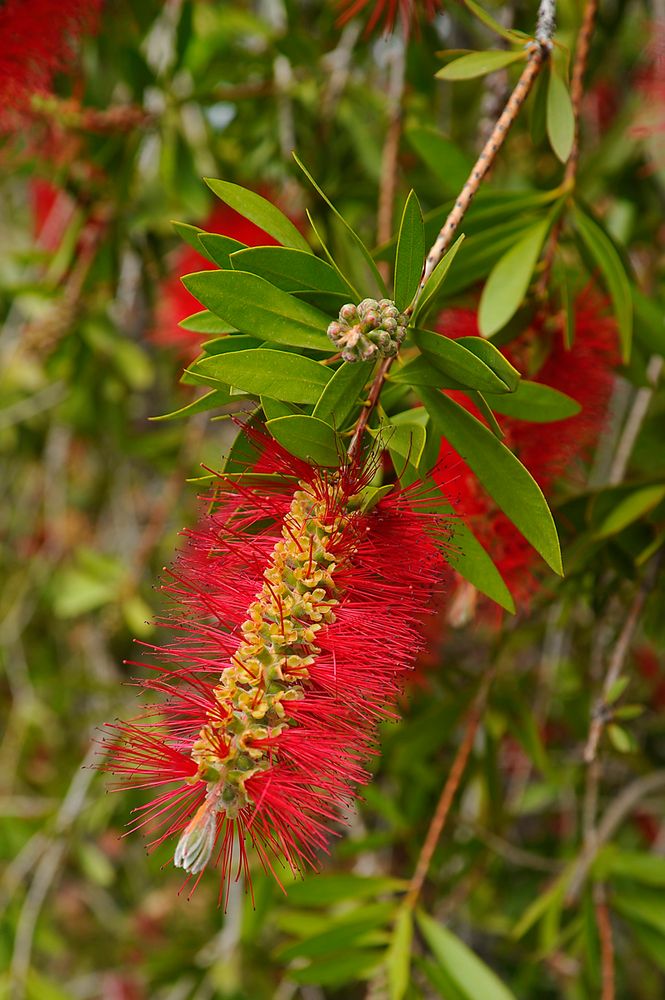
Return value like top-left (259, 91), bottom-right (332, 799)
top-left (404, 670), bottom-right (493, 911)
top-left (537, 0), bottom-right (598, 297)
top-left (595, 884), bottom-right (615, 1000)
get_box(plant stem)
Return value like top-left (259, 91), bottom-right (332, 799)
top-left (403, 670), bottom-right (493, 911)
top-left (377, 36), bottom-right (406, 283)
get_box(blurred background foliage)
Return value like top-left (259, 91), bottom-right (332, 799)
top-left (2, 0), bottom-right (665, 997)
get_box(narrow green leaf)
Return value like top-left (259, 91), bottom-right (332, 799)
top-left (394, 191), bottom-right (425, 311)
top-left (261, 396), bottom-right (300, 421)
top-left (420, 389), bottom-right (563, 573)
top-left (266, 414), bottom-right (342, 466)
top-left (386, 907), bottom-right (413, 1000)
top-left (293, 152), bottom-right (388, 296)
top-left (149, 387), bottom-right (231, 421)
top-left (462, 0), bottom-right (528, 42)
top-left (289, 951), bottom-right (382, 987)
top-left (487, 381), bottom-right (581, 422)
top-left (546, 69), bottom-right (575, 163)
top-left (204, 178), bottom-right (311, 252)
top-left (171, 220), bottom-right (217, 264)
top-left (182, 270), bottom-right (331, 351)
top-left (417, 911), bottom-right (518, 1000)
top-left (406, 127), bottom-right (473, 194)
top-left (573, 206), bottom-right (633, 361)
top-left (198, 233), bottom-right (245, 269)
top-left (414, 234), bottom-right (465, 322)
top-left (312, 360), bottom-right (372, 427)
top-left (230, 246), bottom-right (351, 294)
top-left (415, 328), bottom-right (516, 393)
top-left (390, 355), bottom-right (470, 389)
top-left (194, 349), bottom-right (331, 403)
top-left (469, 390), bottom-right (505, 439)
top-left (607, 850), bottom-right (665, 887)
top-left (350, 484), bottom-right (395, 512)
top-left (455, 337), bottom-right (520, 392)
top-left (306, 209), bottom-right (361, 299)
top-left (437, 49), bottom-right (526, 81)
top-left (613, 889), bottom-right (665, 936)
top-left (445, 508), bottom-right (515, 611)
top-left (593, 484), bottom-right (665, 540)
top-left (478, 220), bottom-right (550, 336)
top-left (179, 310), bottom-right (236, 334)
top-left (386, 422), bottom-right (427, 479)
top-left (201, 334), bottom-right (262, 355)
top-left (285, 875), bottom-right (406, 907)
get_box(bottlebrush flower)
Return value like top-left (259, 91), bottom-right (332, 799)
top-left (152, 202), bottom-right (281, 360)
top-left (435, 290), bottom-right (618, 609)
top-left (337, 0), bottom-right (442, 37)
top-left (0, 0), bottom-right (101, 133)
top-left (103, 435), bottom-right (450, 899)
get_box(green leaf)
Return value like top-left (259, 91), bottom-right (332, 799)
top-left (194, 350), bottom-right (331, 403)
top-left (420, 389), bottom-right (563, 574)
top-left (478, 220), bottom-right (550, 336)
top-left (414, 234), bottom-right (465, 322)
top-left (312, 360), bottom-right (372, 427)
top-left (487, 381), bottom-right (581, 422)
top-left (462, 0), bottom-right (528, 42)
top-left (230, 246), bottom-right (351, 294)
top-left (608, 723), bottom-right (636, 753)
top-left (293, 152), bottom-right (388, 297)
top-left (171, 220), bottom-right (217, 264)
top-left (415, 328), bottom-right (516, 394)
top-left (386, 907), bottom-right (413, 1000)
top-left (390, 355), bottom-right (467, 389)
top-left (417, 911), bottom-right (518, 1000)
top-left (455, 337), bottom-right (521, 392)
top-left (573, 206), bottom-right (632, 362)
top-left (394, 191), bottom-right (425, 311)
top-left (266, 414), bottom-right (342, 466)
top-left (179, 309), bottom-right (236, 334)
top-left (386, 422), bottom-right (427, 480)
top-left (469, 390), bottom-right (505, 439)
top-left (289, 950), bottom-right (382, 987)
top-left (613, 888), bottom-right (665, 936)
top-left (444, 509), bottom-right (515, 612)
top-left (261, 397), bottom-right (299, 421)
top-left (204, 177), bottom-right (311, 252)
top-left (547, 69), bottom-right (575, 163)
top-left (593, 484), bottom-right (665, 540)
top-left (437, 49), bottom-right (526, 81)
top-left (406, 127), bottom-right (473, 195)
top-left (182, 270), bottom-right (331, 351)
top-left (201, 334), bottom-right (262, 355)
top-left (149, 387), bottom-right (231, 421)
top-left (607, 850), bottom-right (665, 887)
top-left (198, 233), bottom-right (245, 269)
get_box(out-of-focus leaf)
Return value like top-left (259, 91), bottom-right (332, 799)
top-left (406, 127), bottom-right (473, 193)
top-left (593, 484), bottom-right (665, 539)
top-left (386, 907), bottom-right (413, 1000)
top-left (613, 888), bottom-right (665, 935)
top-left (285, 875), bottom-right (406, 907)
top-left (417, 911), bottom-right (518, 1000)
top-left (573, 206), bottom-right (632, 361)
top-left (288, 950), bottom-right (382, 986)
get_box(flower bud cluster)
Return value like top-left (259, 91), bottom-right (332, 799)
top-left (327, 298), bottom-right (408, 362)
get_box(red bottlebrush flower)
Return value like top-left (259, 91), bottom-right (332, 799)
top-left (30, 179), bottom-right (76, 253)
top-left (151, 202), bottom-right (282, 360)
top-left (434, 291), bottom-right (618, 608)
top-left (102, 436), bottom-right (450, 899)
top-left (337, 0), bottom-right (442, 37)
top-left (0, 0), bottom-right (101, 133)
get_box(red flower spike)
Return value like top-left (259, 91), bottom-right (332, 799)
top-left (434, 291), bottom-right (618, 610)
top-left (336, 0), bottom-right (442, 38)
top-left (0, 0), bottom-right (101, 133)
top-left (102, 436), bottom-right (452, 899)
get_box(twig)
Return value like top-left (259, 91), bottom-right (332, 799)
top-left (608, 355), bottom-right (663, 485)
top-left (537, 0), bottom-right (598, 296)
top-left (403, 670), bottom-right (493, 911)
top-left (584, 554), bottom-right (662, 763)
top-left (567, 769), bottom-right (665, 902)
top-left (595, 883), bottom-right (615, 1000)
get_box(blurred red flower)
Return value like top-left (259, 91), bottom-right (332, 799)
top-left (337, 0), bottom-right (442, 37)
